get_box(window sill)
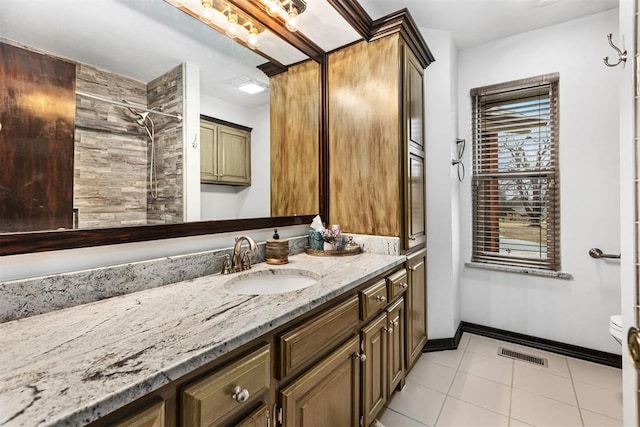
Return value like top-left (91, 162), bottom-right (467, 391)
top-left (465, 262), bottom-right (573, 280)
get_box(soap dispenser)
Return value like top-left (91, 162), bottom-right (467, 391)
top-left (265, 229), bottom-right (289, 265)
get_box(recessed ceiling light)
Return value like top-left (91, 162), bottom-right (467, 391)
top-left (238, 82), bottom-right (266, 94)
top-left (228, 76), bottom-right (269, 95)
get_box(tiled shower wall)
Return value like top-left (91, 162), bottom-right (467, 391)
top-left (73, 62), bottom-right (184, 227)
top-left (75, 64), bottom-right (149, 228)
top-left (146, 65), bottom-right (184, 224)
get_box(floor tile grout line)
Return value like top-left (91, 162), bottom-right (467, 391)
top-left (509, 352), bottom-right (515, 422)
top-left (566, 354), bottom-right (587, 426)
top-left (441, 394), bottom-right (512, 422)
top-left (381, 406), bottom-right (429, 426)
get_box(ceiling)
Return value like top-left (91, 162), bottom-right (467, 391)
top-left (357, 0), bottom-right (619, 49)
top-left (0, 0), bottom-right (619, 110)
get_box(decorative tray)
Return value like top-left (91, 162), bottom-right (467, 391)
top-left (305, 246), bottom-right (362, 257)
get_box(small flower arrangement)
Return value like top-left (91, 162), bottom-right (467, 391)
top-left (321, 227), bottom-right (341, 243)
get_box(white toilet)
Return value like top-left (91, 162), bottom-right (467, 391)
top-left (609, 314), bottom-right (623, 344)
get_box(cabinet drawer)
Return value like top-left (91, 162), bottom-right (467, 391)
top-left (278, 296), bottom-right (359, 379)
top-left (360, 280), bottom-right (388, 320)
top-left (386, 269), bottom-right (408, 301)
top-left (181, 344), bottom-right (270, 427)
top-left (112, 401), bottom-right (165, 427)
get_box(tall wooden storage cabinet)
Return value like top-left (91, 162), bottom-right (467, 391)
top-left (328, 33), bottom-right (426, 251)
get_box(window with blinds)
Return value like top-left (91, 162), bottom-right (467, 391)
top-left (471, 73), bottom-right (560, 270)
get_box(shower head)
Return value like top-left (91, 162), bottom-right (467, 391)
top-left (136, 111), bottom-right (150, 126)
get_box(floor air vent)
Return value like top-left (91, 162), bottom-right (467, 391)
top-left (498, 347), bottom-right (548, 367)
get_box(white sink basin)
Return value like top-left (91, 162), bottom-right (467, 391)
top-left (225, 268), bottom-right (321, 295)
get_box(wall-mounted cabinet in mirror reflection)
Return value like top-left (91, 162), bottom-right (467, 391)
top-left (0, 0), bottom-right (320, 233)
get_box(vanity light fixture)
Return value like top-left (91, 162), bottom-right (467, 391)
top-left (165, 0), bottom-right (265, 49)
top-left (247, 25), bottom-right (259, 49)
top-left (225, 10), bottom-right (240, 38)
top-left (258, 0), bottom-right (306, 32)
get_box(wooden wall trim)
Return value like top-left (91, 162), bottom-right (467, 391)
top-left (423, 322), bottom-right (622, 369)
top-left (0, 215), bottom-right (315, 256)
top-left (326, 2), bottom-right (434, 69)
top-left (326, 0), bottom-right (372, 40)
top-left (257, 62), bottom-right (289, 77)
top-left (370, 9), bottom-right (435, 69)
top-left (320, 56), bottom-right (330, 224)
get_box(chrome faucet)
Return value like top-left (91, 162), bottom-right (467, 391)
top-left (222, 235), bottom-right (258, 274)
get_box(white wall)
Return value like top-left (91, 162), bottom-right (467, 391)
top-left (199, 94), bottom-right (270, 220)
top-left (183, 63), bottom-right (201, 222)
top-left (422, 27), bottom-right (461, 339)
top-left (457, 9), bottom-right (622, 353)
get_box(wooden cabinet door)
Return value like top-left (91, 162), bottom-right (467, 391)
top-left (386, 298), bottom-right (405, 395)
top-left (200, 121), bottom-right (217, 183)
top-left (406, 249), bottom-right (427, 369)
top-left (217, 126), bottom-right (251, 185)
top-left (404, 45), bottom-right (426, 250)
top-left (280, 336), bottom-right (360, 427)
top-left (200, 119), bottom-right (251, 185)
top-left (407, 152), bottom-right (426, 248)
top-left (236, 403), bottom-right (269, 427)
top-left (405, 46), bottom-right (424, 150)
top-left (361, 313), bottom-right (388, 427)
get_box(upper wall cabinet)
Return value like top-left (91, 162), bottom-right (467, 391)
top-left (200, 118), bottom-right (252, 186)
top-left (328, 33), bottom-right (426, 251)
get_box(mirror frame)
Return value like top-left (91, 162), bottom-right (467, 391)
top-left (0, 0), bottom-right (433, 257)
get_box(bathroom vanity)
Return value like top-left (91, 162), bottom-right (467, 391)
top-left (0, 251), bottom-right (428, 426)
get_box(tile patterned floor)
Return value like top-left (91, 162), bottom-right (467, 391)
top-left (377, 333), bottom-right (623, 427)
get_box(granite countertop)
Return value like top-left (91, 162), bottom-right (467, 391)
top-left (0, 252), bottom-right (405, 426)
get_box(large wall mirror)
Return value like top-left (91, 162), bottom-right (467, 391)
top-left (0, 0), bottom-right (361, 255)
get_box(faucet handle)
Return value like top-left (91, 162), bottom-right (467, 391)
top-left (241, 251), bottom-right (252, 270)
top-left (222, 254), bottom-right (233, 275)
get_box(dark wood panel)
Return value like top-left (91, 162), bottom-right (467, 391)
top-left (0, 42), bottom-right (76, 232)
top-left (0, 215), bottom-right (314, 256)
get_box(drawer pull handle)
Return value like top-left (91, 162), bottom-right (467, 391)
top-left (375, 295), bottom-right (386, 302)
top-left (384, 326), bottom-right (394, 334)
top-left (399, 282), bottom-right (408, 289)
top-left (355, 352), bottom-right (367, 362)
top-left (232, 386), bottom-right (250, 403)
top-left (393, 320), bottom-right (399, 327)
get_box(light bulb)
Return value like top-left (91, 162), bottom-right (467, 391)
top-left (247, 27), bottom-right (259, 49)
top-left (225, 12), bottom-right (239, 38)
top-left (266, 0), bottom-right (280, 16)
top-left (285, 8), bottom-right (298, 32)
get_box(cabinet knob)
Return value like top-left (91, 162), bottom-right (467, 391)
top-left (399, 282), bottom-right (408, 289)
top-left (384, 326), bottom-right (394, 334)
top-left (355, 352), bottom-right (367, 362)
top-left (375, 295), bottom-right (386, 302)
top-left (232, 386), bottom-right (250, 403)
top-left (393, 319), bottom-right (399, 327)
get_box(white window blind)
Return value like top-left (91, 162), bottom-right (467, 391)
top-left (471, 73), bottom-right (560, 270)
